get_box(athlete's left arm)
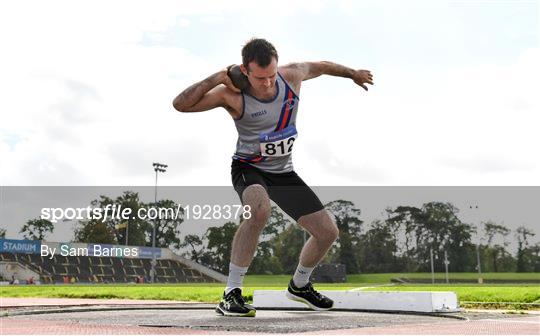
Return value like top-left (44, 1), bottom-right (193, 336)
top-left (280, 62), bottom-right (374, 91)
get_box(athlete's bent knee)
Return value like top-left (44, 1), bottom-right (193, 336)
top-left (327, 222), bottom-right (339, 242)
top-left (242, 184), bottom-right (271, 228)
top-left (299, 210), bottom-right (339, 244)
top-left (316, 213), bottom-right (339, 244)
top-left (247, 207), bottom-right (271, 230)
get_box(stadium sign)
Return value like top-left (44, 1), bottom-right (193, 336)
top-left (0, 238), bottom-right (41, 254)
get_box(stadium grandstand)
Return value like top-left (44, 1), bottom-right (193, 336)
top-left (0, 239), bottom-right (225, 284)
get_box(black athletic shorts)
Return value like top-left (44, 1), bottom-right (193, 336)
top-left (231, 160), bottom-right (324, 221)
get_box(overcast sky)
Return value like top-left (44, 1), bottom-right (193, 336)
top-left (0, 0), bottom-right (539, 186)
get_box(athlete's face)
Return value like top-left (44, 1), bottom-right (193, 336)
top-left (242, 57), bottom-right (278, 95)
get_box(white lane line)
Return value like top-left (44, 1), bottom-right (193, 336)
top-left (480, 319), bottom-right (540, 324)
top-left (348, 283), bottom-right (396, 291)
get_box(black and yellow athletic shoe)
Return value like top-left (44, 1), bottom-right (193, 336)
top-left (286, 279), bottom-right (334, 310)
top-left (215, 288), bottom-right (256, 317)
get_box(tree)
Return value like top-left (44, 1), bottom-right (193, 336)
top-left (385, 205), bottom-right (424, 271)
top-left (180, 234), bottom-right (204, 263)
top-left (73, 191), bottom-right (183, 249)
top-left (183, 206), bottom-right (289, 275)
top-left (250, 206), bottom-right (289, 275)
top-left (516, 226), bottom-right (536, 272)
top-left (483, 221), bottom-right (510, 272)
top-left (361, 219), bottom-right (403, 273)
top-left (146, 199), bottom-right (183, 250)
top-left (204, 222), bottom-right (238, 273)
top-left (108, 191), bottom-right (149, 246)
top-left (380, 202), bottom-right (478, 273)
top-left (20, 218), bottom-right (54, 240)
top-left (446, 221), bottom-right (476, 272)
top-left (530, 243), bottom-right (540, 272)
top-left (415, 202), bottom-right (463, 272)
top-left (74, 192), bottom-right (148, 245)
top-left (250, 240), bottom-right (284, 275)
top-left (271, 223), bottom-right (305, 274)
top-left (74, 219), bottom-right (116, 244)
top-left (484, 222), bottom-right (510, 246)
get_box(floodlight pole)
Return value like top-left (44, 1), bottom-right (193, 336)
top-left (430, 247), bottom-right (435, 284)
top-left (151, 162), bottom-right (167, 283)
top-left (444, 250), bottom-right (449, 284)
top-left (470, 205), bottom-right (483, 284)
top-left (476, 242), bottom-right (483, 284)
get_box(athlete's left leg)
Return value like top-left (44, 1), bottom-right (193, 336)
top-left (296, 209), bottom-right (339, 267)
top-left (267, 172), bottom-right (338, 310)
top-left (267, 174), bottom-right (338, 268)
top-left (285, 209), bottom-right (338, 310)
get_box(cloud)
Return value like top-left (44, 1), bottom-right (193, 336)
top-left (0, 1), bottom-right (538, 186)
top-left (288, 46), bottom-right (539, 185)
top-left (439, 155), bottom-right (536, 174)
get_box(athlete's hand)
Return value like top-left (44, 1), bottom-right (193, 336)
top-left (352, 69), bottom-right (374, 91)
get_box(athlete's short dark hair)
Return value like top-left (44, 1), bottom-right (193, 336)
top-left (242, 38), bottom-right (278, 70)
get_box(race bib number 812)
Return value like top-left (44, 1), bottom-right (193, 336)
top-left (259, 125), bottom-right (298, 157)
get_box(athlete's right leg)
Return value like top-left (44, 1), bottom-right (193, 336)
top-left (216, 162), bottom-right (271, 317)
top-left (230, 184), bottom-right (271, 267)
top-left (217, 185), bottom-right (270, 317)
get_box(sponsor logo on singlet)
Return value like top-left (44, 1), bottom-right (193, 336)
top-left (250, 110), bottom-right (267, 118)
top-left (282, 98), bottom-right (296, 111)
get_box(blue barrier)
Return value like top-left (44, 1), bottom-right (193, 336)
top-left (0, 239), bottom-right (41, 254)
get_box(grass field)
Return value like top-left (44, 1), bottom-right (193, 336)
top-left (2, 273), bottom-right (538, 310)
top-left (246, 272), bottom-right (540, 285)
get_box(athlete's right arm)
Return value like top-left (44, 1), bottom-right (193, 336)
top-left (172, 69), bottom-right (239, 113)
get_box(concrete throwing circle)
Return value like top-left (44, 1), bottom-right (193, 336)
top-left (2, 308), bottom-right (539, 334)
top-left (3, 308), bottom-right (452, 333)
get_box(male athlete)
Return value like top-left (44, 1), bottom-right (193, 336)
top-left (173, 38), bottom-right (373, 317)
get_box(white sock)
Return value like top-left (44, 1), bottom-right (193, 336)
top-left (292, 263), bottom-right (315, 288)
top-left (225, 263), bottom-right (248, 294)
